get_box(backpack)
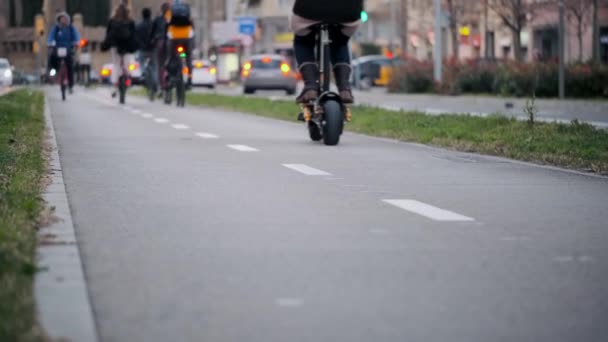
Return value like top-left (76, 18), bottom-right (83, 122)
top-left (170, 3), bottom-right (191, 26)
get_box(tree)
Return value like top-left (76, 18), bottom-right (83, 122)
top-left (490, 0), bottom-right (531, 62)
top-left (400, 0), bottom-right (409, 57)
top-left (565, 0), bottom-right (592, 61)
top-left (446, 0), bottom-right (461, 59)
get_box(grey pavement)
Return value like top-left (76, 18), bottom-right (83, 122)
top-left (196, 84), bottom-right (608, 128)
top-left (46, 86), bottom-right (608, 342)
top-left (36, 95), bottom-right (98, 342)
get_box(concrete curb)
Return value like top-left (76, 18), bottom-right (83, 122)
top-left (34, 95), bottom-right (98, 342)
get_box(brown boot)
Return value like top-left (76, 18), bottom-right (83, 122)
top-left (296, 63), bottom-right (319, 104)
top-left (334, 63), bottom-right (354, 104)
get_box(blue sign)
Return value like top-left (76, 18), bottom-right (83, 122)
top-left (238, 16), bottom-right (257, 36)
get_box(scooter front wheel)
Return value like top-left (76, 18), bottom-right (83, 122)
top-left (322, 100), bottom-right (344, 146)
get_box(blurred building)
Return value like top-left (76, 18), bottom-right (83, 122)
top-left (1, 0), bottom-right (606, 74)
top-left (0, 0), bottom-right (227, 73)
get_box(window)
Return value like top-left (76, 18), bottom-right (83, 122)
top-left (8, 0), bottom-right (43, 27)
top-left (66, 0), bottom-right (109, 26)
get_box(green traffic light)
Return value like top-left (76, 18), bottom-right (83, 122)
top-left (360, 11), bottom-right (368, 23)
top-left (180, 53), bottom-right (187, 58)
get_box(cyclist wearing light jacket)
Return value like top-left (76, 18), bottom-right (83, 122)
top-left (290, 0), bottom-right (363, 104)
top-left (47, 12), bottom-right (80, 93)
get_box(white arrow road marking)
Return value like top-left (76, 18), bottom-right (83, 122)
top-left (383, 199), bottom-right (475, 222)
top-left (282, 164), bottom-right (332, 176)
top-left (227, 144), bottom-right (259, 152)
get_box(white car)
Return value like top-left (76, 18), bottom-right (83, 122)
top-left (191, 60), bottom-right (217, 88)
top-left (0, 58), bottom-right (13, 86)
top-left (98, 56), bottom-right (142, 85)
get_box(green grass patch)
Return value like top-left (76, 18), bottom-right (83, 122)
top-left (0, 89), bottom-right (47, 341)
top-left (183, 92), bottom-right (608, 174)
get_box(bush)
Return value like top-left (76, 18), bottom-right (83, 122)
top-left (388, 60), bottom-right (434, 93)
top-left (388, 59), bottom-right (608, 98)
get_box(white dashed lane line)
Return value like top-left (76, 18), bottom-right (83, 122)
top-left (172, 124), bottom-right (190, 130)
top-left (383, 199), bottom-right (475, 222)
top-left (196, 132), bottom-right (220, 139)
top-left (154, 118), bottom-right (170, 124)
top-left (282, 164), bottom-right (332, 176)
top-left (141, 113), bottom-right (154, 119)
top-left (227, 145), bottom-right (259, 152)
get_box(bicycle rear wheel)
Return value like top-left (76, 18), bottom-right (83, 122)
top-left (176, 79), bottom-right (185, 107)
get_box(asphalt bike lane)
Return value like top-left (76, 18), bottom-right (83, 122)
top-left (48, 87), bottom-right (608, 342)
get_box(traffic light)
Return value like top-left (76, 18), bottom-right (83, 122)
top-left (360, 11), bottom-right (368, 23)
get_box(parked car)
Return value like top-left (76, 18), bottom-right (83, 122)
top-left (0, 58), bottom-right (13, 86)
top-left (241, 55), bottom-right (297, 95)
top-left (191, 59), bottom-right (217, 88)
top-left (352, 55), bottom-right (401, 88)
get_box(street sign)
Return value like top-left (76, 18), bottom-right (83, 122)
top-left (237, 16), bottom-right (257, 36)
top-left (240, 35), bottom-right (253, 47)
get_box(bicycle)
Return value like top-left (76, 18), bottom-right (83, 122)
top-left (50, 46), bottom-right (71, 101)
top-left (141, 56), bottom-right (157, 102)
top-left (297, 24), bottom-right (352, 146)
top-left (163, 43), bottom-right (188, 107)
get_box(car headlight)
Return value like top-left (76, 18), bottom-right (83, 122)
top-left (4, 69), bottom-right (11, 78)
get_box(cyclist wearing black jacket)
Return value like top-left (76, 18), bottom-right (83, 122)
top-left (136, 8), bottom-right (156, 92)
top-left (291, 0), bottom-right (364, 104)
top-left (150, 3), bottom-right (170, 90)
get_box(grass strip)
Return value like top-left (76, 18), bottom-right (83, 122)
top-left (0, 89), bottom-right (47, 341)
top-left (182, 92), bottom-right (608, 174)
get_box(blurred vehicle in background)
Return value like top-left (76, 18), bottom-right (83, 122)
top-left (89, 70), bottom-right (100, 84)
top-left (0, 58), bottom-right (13, 86)
top-left (100, 63), bottom-right (113, 84)
top-left (351, 55), bottom-right (402, 88)
top-left (191, 59), bottom-right (217, 88)
top-left (241, 55), bottom-right (297, 95)
top-left (11, 69), bottom-right (38, 85)
top-left (99, 56), bottom-right (142, 85)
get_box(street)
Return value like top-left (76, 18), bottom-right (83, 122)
top-left (46, 87), bottom-right (608, 342)
top-left (195, 85), bottom-right (608, 128)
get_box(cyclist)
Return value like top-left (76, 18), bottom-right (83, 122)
top-left (290, 0), bottom-right (363, 104)
top-left (101, 2), bottom-right (137, 97)
top-left (136, 8), bottom-right (156, 94)
top-left (150, 3), bottom-right (171, 92)
top-left (47, 12), bottom-right (80, 94)
top-left (165, 0), bottom-right (195, 89)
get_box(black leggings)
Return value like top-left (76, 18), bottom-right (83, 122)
top-left (166, 39), bottom-right (193, 77)
top-left (294, 26), bottom-right (351, 67)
